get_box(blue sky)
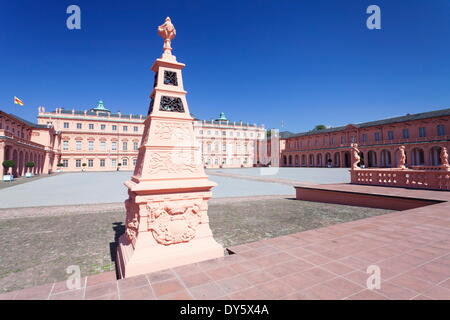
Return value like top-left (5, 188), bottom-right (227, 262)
top-left (0, 0), bottom-right (449, 133)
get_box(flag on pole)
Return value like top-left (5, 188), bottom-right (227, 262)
top-left (14, 96), bottom-right (24, 106)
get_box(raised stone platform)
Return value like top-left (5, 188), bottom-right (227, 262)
top-left (295, 183), bottom-right (449, 210)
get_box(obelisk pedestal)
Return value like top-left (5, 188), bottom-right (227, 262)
top-left (116, 17), bottom-right (224, 278)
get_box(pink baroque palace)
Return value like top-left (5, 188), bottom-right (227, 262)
top-left (0, 111), bottom-right (59, 176)
top-left (280, 108), bottom-right (450, 169)
top-left (0, 102), bottom-right (265, 176)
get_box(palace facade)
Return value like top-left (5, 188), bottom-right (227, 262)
top-left (36, 102), bottom-right (144, 172)
top-left (0, 111), bottom-right (59, 176)
top-left (1, 101), bottom-right (266, 176)
top-left (194, 113), bottom-right (266, 168)
top-left (280, 108), bottom-right (450, 169)
top-left (3, 104), bottom-right (449, 176)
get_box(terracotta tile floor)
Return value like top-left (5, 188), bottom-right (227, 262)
top-left (1, 185), bottom-right (450, 300)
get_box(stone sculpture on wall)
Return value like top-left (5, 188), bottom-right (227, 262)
top-left (441, 147), bottom-right (449, 169)
top-left (398, 145), bottom-right (407, 169)
top-left (351, 143), bottom-right (361, 170)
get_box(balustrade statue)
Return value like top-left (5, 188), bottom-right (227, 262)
top-left (351, 143), bottom-right (361, 170)
top-left (398, 145), bottom-right (407, 169)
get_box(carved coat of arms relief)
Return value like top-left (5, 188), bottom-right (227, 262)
top-left (147, 200), bottom-right (203, 245)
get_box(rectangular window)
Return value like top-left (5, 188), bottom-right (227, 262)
top-left (63, 160), bottom-right (68, 167)
top-left (76, 140), bottom-right (82, 150)
top-left (222, 144), bottom-right (226, 152)
top-left (112, 125), bottom-right (117, 131)
top-left (89, 124), bottom-right (94, 130)
top-left (122, 158), bottom-right (128, 166)
top-left (374, 132), bottom-right (381, 141)
top-left (64, 122), bottom-right (69, 129)
top-left (387, 131), bottom-right (394, 140)
top-left (437, 124), bottom-right (445, 136)
top-left (341, 136), bottom-right (345, 144)
top-left (123, 142), bottom-right (128, 151)
top-left (123, 126), bottom-right (128, 132)
top-left (101, 124), bottom-right (106, 130)
top-left (100, 159), bottom-right (105, 167)
top-left (111, 159), bottom-right (117, 167)
top-left (133, 158), bottom-right (137, 166)
top-left (88, 141), bottom-right (94, 151)
top-left (402, 129), bottom-right (409, 139)
top-left (100, 141), bottom-right (106, 151)
top-left (63, 140), bottom-right (69, 151)
top-left (133, 142), bottom-right (139, 151)
top-left (362, 134), bottom-right (368, 142)
top-left (76, 160), bottom-right (81, 167)
top-left (77, 123), bottom-right (82, 129)
top-left (112, 141), bottom-right (117, 151)
top-left (133, 126), bottom-right (138, 132)
top-left (419, 127), bottom-right (426, 138)
top-left (88, 159), bottom-right (93, 167)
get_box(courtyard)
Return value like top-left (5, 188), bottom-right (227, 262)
top-left (1, 164), bottom-right (449, 300)
top-left (0, 167), bottom-right (378, 293)
top-left (0, 168), bottom-right (349, 208)
top-left (0, 196), bottom-right (391, 293)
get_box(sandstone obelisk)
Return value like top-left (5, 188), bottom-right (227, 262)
top-left (116, 17), bottom-right (224, 278)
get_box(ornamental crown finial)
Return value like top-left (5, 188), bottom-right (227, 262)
top-left (158, 17), bottom-right (176, 58)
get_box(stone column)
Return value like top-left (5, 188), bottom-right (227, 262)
top-left (117, 18), bottom-right (224, 278)
top-left (377, 150), bottom-right (382, 167)
top-left (364, 151), bottom-right (369, 168)
top-left (0, 142), bottom-right (5, 175)
top-left (423, 146), bottom-right (431, 166)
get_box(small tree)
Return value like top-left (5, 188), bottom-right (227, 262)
top-left (313, 124), bottom-right (327, 131)
top-left (25, 161), bottom-right (35, 173)
top-left (57, 163), bottom-right (64, 167)
top-left (2, 160), bottom-right (15, 175)
top-left (82, 163), bottom-right (87, 167)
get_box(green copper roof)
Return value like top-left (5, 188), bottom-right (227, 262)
top-left (90, 100), bottom-right (111, 113)
top-left (216, 112), bottom-right (227, 121)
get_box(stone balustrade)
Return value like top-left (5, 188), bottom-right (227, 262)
top-left (351, 168), bottom-right (450, 191)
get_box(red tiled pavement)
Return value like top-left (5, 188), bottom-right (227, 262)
top-left (1, 185), bottom-right (450, 300)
